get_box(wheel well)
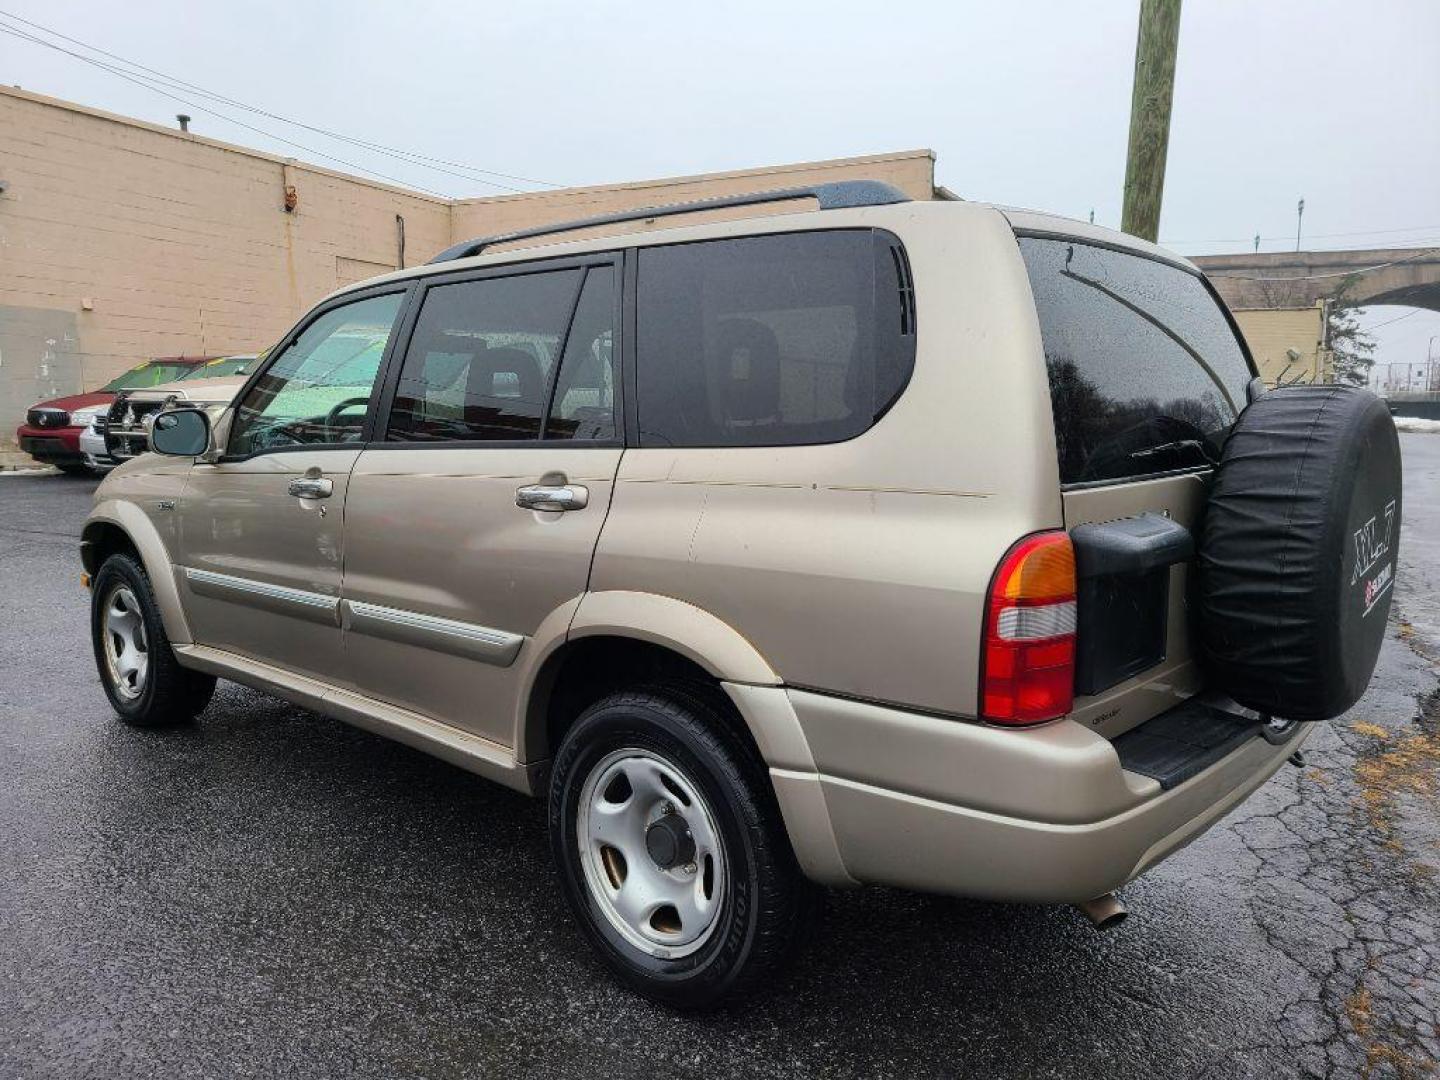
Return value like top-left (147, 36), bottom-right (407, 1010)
top-left (81, 522), bottom-right (140, 575)
top-left (531, 636), bottom-right (756, 764)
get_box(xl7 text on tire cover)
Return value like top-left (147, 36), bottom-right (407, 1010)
top-left (1197, 386), bottom-right (1402, 721)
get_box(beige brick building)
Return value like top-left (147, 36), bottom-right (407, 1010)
top-left (1231, 305), bottom-right (1332, 386)
top-left (0, 86), bottom-right (938, 466)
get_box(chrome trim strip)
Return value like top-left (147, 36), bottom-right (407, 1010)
top-left (343, 600), bottom-right (523, 667)
top-left (183, 567), bottom-right (340, 625)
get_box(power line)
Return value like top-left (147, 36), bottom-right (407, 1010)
top-left (0, 22), bottom-right (453, 196)
top-left (0, 8), bottom-right (557, 191)
top-left (0, 9), bottom-right (563, 194)
top-left (1360, 308), bottom-right (1425, 331)
top-left (1165, 223), bottom-right (1440, 245)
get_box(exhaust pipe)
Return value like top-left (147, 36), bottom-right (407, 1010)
top-left (1074, 893), bottom-right (1128, 931)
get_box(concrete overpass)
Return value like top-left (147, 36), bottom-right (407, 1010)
top-left (1192, 247), bottom-right (1440, 312)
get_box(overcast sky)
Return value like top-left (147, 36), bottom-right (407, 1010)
top-left (3, 0), bottom-right (1438, 372)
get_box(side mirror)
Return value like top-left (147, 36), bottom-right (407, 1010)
top-left (150, 408), bottom-right (211, 457)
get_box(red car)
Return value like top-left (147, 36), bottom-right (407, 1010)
top-left (17, 357), bottom-right (216, 474)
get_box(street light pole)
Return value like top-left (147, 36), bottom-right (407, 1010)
top-left (1295, 198), bottom-right (1305, 252)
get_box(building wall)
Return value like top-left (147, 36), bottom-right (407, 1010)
top-left (0, 87), bottom-right (452, 467)
top-left (1231, 305), bottom-right (1329, 386)
top-left (0, 85), bottom-right (936, 467)
top-left (449, 150), bottom-right (937, 243)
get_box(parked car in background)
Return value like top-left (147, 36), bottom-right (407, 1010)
top-left (16, 357), bottom-right (216, 474)
top-left (83, 184), bottom-right (1401, 1007)
top-left (77, 414), bottom-right (113, 473)
top-left (100, 355), bottom-right (258, 464)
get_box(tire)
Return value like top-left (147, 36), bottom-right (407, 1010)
top-left (57, 463), bottom-right (95, 477)
top-left (1196, 386), bottom-right (1402, 721)
top-left (548, 685), bottom-right (812, 1008)
top-left (91, 553), bottom-right (215, 727)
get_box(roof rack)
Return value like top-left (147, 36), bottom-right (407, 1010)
top-left (428, 179), bottom-right (911, 264)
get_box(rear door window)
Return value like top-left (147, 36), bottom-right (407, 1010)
top-left (385, 263), bottom-right (618, 444)
top-left (635, 230), bottom-right (915, 447)
top-left (1018, 238), bottom-right (1253, 486)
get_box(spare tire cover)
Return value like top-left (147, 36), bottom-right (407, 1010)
top-left (1197, 386), bottom-right (1402, 721)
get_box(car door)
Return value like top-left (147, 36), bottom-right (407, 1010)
top-left (340, 256), bottom-right (623, 744)
top-left (177, 287), bottom-right (409, 683)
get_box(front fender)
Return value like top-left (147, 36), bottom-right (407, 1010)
top-left (83, 498), bottom-right (192, 645)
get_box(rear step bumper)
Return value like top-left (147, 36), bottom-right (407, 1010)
top-left (1113, 695), bottom-right (1277, 790)
top-left (739, 687), bottom-right (1310, 904)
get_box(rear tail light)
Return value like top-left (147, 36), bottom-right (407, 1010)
top-left (981, 531), bottom-right (1076, 725)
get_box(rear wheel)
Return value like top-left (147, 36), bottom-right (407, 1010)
top-left (548, 686), bottom-right (811, 1008)
top-left (91, 553), bottom-right (215, 726)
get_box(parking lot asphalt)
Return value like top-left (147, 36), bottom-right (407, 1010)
top-left (1, 440), bottom-right (1437, 1080)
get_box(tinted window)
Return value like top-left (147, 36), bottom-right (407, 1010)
top-left (387, 270), bottom-right (581, 442)
top-left (636, 231), bottom-right (914, 447)
top-left (1019, 238), bottom-right (1253, 486)
top-left (228, 292), bottom-right (402, 456)
top-left (547, 268), bottom-right (617, 441)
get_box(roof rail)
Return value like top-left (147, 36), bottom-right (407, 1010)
top-left (428, 179), bottom-right (911, 264)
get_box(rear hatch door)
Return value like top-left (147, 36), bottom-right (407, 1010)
top-left (1014, 231), bottom-right (1257, 740)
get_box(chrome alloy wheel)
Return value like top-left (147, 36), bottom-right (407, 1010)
top-left (576, 747), bottom-right (727, 960)
top-left (101, 584), bottom-right (149, 701)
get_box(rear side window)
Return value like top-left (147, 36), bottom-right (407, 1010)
top-left (1019, 238), bottom-right (1253, 486)
top-left (635, 230), bottom-right (915, 447)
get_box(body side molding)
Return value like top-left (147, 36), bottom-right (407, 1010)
top-left (182, 567), bottom-right (340, 625)
top-left (342, 600), bottom-right (524, 666)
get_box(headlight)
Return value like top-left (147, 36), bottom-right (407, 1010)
top-left (70, 405), bottom-right (105, 427)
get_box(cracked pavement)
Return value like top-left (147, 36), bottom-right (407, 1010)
top-left (1, 437), bottom-right (1437, 1079)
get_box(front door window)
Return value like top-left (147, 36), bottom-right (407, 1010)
top-left (228, 292), bottom-right (403, 457)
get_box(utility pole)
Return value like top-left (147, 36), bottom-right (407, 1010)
top-left (1253, 233), bottom-right (1261, 252)
top-left (1295, 198), bottom-right (1305, 251)
top-left (1121, 0), bottom-right (1183, 242)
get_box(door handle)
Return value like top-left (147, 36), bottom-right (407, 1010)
top-left (288, 476), bottom-right (333, 500)
top-left (515, 484), bottom-right (589, 512)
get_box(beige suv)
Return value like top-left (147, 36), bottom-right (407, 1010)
top-left (82, 182), bottom-right (1402, 1007)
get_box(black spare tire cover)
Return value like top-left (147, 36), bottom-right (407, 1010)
top-left (1197, 385), bottom-right (1401, 721)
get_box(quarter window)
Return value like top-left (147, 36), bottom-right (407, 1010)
top-left (635, 231), bottom-right (915, 447)
top-left (1019, 238), bottom-right (1254, 485)
top-left (228, 292), bottom-right (403, 457)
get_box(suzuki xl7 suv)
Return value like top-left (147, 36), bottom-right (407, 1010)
top-left (82, 183), bottom-right (1401, 1007)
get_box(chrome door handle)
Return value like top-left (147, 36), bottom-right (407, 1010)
top-left (288, 476), bottom-right (333, 499)
top-left (515, 484), bottom-right (589, 512)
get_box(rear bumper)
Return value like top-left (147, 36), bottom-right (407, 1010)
top-left (726, 685), bottom-right (1309, 903)
top-left (17, 426), bottom-right (85, 464)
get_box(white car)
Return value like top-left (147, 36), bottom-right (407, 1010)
top-left (76, 408), bottom-right (113, 471)
top-left (103, 358), bottom-right (254, 462)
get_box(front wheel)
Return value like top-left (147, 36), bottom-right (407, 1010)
top-left (548, 687), bottom-right (812, 1008)
top-left (91, 553), bottom-right (215, 726)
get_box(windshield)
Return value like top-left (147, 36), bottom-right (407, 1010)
top-left (100, 361), bottom-right (197, 391)
top-left (183, 356), bottom-right (252, 379)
